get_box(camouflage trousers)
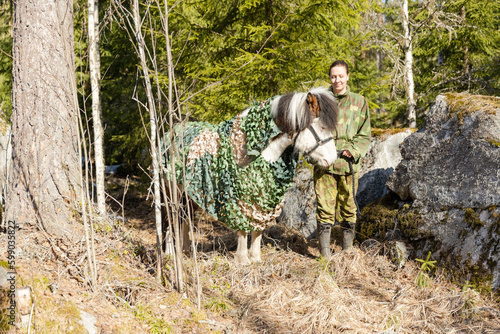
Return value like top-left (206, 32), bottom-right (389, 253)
top-left (314, 169), bottom-right (358, 226)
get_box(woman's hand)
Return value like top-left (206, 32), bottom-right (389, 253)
top-left (341, 150), bottom-right (353, 159)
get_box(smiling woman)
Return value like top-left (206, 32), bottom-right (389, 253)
top-left (315, 60), bottom-right (371, 257)
top-left (330, 60), bottom-right (350, 95)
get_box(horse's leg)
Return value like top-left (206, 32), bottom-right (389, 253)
top-left (249, 230), bottom-right (263, 263)
top-left (179, 187), bottom-right (198, 254)
top-left (235, 230), bottom-right (251, 265)
top-left (181, 220), bottom-right (190, 253)
top-left (181, 199), bottom-right (198, 254)
top-left (160, 189), bottom-right (170, 254)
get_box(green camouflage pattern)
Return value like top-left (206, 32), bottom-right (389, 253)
top-left (161, 99), bottom-right (298, 232)
top-left (314, 170), bottom-right (359, 225)
top-left (328, 86), bottom-right (371, 175)
top-left (314, 86), bottom-right (371, 225)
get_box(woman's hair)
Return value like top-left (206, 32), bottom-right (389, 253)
top-left (329, 60), bottom-right (349, 75)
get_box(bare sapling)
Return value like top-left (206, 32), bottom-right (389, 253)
top-left (130, 0), bottom-right (180, 286)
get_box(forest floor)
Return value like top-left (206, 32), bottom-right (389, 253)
top-left (1, 174), bottom-right (500, 333)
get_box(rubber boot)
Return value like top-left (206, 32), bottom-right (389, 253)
top-left (342, 222), bottom-right (356, 250)
top-left (318, 222), bottom-right (332, 258)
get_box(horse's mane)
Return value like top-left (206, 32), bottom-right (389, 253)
top-left (271, 87), bottom-right (338, 135)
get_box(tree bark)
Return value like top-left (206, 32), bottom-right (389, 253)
top-left (132, 0), bottom-right (168, 284)
top-left (88, 0), bottom-right (106, 215)
top-left (402, 0), bottom-right (417, 128)
top-left (6, 0), bottom-right (81, 238)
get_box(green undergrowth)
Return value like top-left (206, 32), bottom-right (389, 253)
top-left (415, 251), bottom-right (437, 289)
top-left (357, 193), bottom-right (427, 242)
top-left (130, 303), bottom-right (174, 334)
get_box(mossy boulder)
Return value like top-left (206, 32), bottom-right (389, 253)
top-left (277, 161), bottom-right (317, 239)
top-left (384, 94), bottom-right (500, 291)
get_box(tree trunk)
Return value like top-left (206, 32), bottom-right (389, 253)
top-left (132, 0), bottom-right (169, 284)
top-left (88, 0), bottom-right (106, 215)
top-left (402, 0), bottom-right (417, 128)
top-left (6, 0), bottom-right (81, 238)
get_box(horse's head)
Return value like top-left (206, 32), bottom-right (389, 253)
top-left (270, 87), bottom-right (339, 167)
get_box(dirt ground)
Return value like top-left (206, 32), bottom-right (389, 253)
top-left (1, 174), bottom-right (499, 333)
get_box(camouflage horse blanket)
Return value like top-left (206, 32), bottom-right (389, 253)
top-left (162, 98), bottom-right (297, 232)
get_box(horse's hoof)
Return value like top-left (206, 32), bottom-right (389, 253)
top-left (234, 255), bottom-right (251, 265)
top-left (249, 255), bottom-right (261, 263)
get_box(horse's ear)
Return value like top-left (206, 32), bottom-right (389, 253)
top-left (306, 93), bottom-right (320, 118)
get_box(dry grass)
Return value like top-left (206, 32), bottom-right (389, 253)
top-left (1, 192), bottom-right (499, 333)
top-left (194, 242), bottom-right (500, 333)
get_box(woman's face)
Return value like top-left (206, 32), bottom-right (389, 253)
top-left (329, 65), bottom-right (349, 95)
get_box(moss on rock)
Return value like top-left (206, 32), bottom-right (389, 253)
top-left (358, 193), bottom-right (399, 242)
top-left (444, 93), bottom-right (499, 125)
top-left (370, 127), bottom-right (417, 140)
top-left (358, 193), bottom-right (426, 242)
top-left (487, 139), bottom-right (500, 147)
top-left (464, 208), bottom-right (485, 230)
top-left (443, 257), bottom-right (495, 295)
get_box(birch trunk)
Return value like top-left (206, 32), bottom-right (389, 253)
top-left (132, 0), bottom-right (168, 283)
top-left (88, 0), bottom-right (106, 215)
top-left (402, 0), bottom-right (417, 128)
top-left (6, 0), bottom-right (81, 238)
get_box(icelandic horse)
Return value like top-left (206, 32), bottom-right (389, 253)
top-left (161, 87), bottom-right (339, 264)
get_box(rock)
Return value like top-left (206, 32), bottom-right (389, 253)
top-left (79, 310), bottom-right (97, 334)
top-left (358, 129), bottom-right (413, 210)
top-left (387, 95), bottom-right (500, 208)
top-left (387, 240), bottom-right (410, 269)
top-left (385, 94), bottom-right (500, 290)
top-left (276, 163), bottom-right (317, 239)
top-left (15, 287), bottom-right (31, 316)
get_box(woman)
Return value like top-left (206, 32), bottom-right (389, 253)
top-left (315, 60), bottom-right (371, 257)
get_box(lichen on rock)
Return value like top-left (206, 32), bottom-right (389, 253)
top-left (384, 93), bottom-right (500, 291)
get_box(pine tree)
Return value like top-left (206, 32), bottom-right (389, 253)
top-left (6, 0), bottom-right (82, 238)
top-left (416, 0), bottom-right (500, 103)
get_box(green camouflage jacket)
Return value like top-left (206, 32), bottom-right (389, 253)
top-left (327, 86), bottom-right (371, 175)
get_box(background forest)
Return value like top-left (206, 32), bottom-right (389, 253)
top-left (1, 0), bottom-right (499, 171)
top-left (0, 1), bottom-right (499, 332)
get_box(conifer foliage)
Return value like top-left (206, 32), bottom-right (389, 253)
top-left (0, 0), bottom-right (498, 169)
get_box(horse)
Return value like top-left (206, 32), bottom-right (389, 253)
top-left (161, 86), bottom-right (339, 264)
